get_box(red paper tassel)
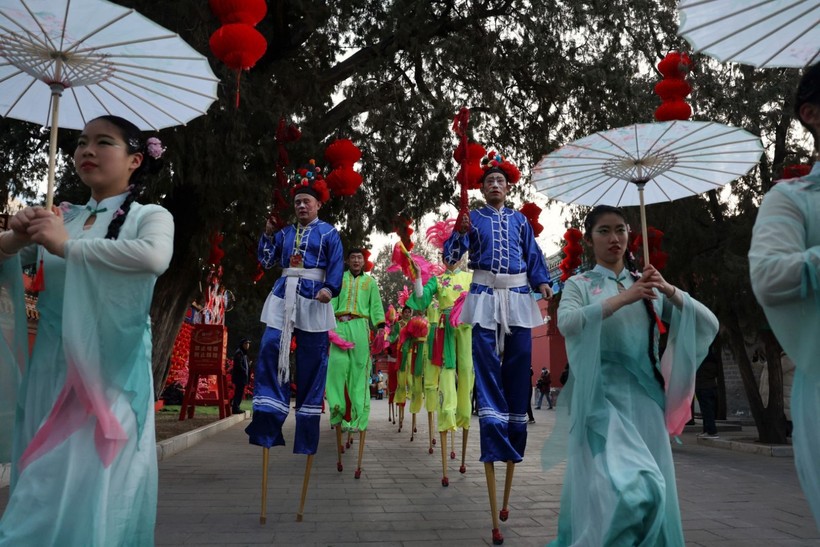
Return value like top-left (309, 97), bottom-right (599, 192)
top-left (31, 259), bottom-right (45, 292)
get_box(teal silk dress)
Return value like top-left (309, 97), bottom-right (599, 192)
top-left (550, 265), bottom-right (717, 546)
top-left (749, 163), bottom-right (820, 528)
top-left (0, 194), bottom-right (174, 546)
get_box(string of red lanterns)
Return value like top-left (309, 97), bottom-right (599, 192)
top-left (209, 0), bottom-right (268, 107)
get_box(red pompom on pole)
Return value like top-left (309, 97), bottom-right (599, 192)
top-left (324, 139), bottom-right (363, 196)
top-left (519, 202), bottom-right (544, 237)
top-left (654, 52), bottom-right (692, 122)
top-left (452, 107), bottom-right (472, 232)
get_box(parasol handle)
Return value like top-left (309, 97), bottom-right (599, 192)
top-left (636, 181), bottom-right (650, 267)
top-left (46, 74), bottom-right (65, 210)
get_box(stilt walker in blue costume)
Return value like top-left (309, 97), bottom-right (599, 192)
top-left (246, 168), bottom-right (344, 523)
top-left (750, 63), bottom-right (820, 529)
top-left (444, 150), bottom-right (552, 545)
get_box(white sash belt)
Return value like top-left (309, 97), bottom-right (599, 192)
top-left (471, 270), bottom-right (528, 354)
top-left (278, 267), bottom-right (327, 383)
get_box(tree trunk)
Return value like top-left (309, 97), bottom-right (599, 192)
top-left (724, 310), bottom-right (787, 444)
top-left (149, 260), bottom-right (200, 399)
top-left (149, 180), bottom-right (207, 399)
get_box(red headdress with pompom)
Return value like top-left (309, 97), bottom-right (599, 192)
top-left (481, 149), bottom-right (521, 185)
top-left (290, 159), bottom-right (331, 203)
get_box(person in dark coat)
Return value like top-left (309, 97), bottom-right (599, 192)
top-left (695, 348), bottom-right (720, 438)
top-left (232, 338), bottom-right (251, 414)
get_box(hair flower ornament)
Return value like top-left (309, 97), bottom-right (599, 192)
top-left (146, 137), bottom-right (165, 159)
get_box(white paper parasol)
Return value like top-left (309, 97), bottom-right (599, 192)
top-left (532, 120), bottom-right (763, 264)
top-left (678, 0), bottom-right (820, 68)
top-left (0, 0), bottom-right (219, 207)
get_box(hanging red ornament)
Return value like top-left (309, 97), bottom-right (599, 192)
top-left (519, 202), bottom-right (544, 237)
top-left (209, 0), bottom-right (267, 25)
top-left (324, 139), bottom-right (363, 196)
top-left (208, 0), bottom-right (267, 109)
top-left (654, 51), bottom-right (692, 122)
top-left (559, 228), bottom-right (584, 281)
top-left (209, 24), bottom-right (267, 71)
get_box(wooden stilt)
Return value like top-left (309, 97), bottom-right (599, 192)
top-left (355, 430), bottom-right (366, 479)
top-left (440, 431), bottom-right (449, 486)
top-left (346, 431), bottom-right (353, 449)
top-left (410, 413), bottom-right (416, 441)
top-left (427, 412), bottom-right (434, 453)
top-left (484, 462), bottom-right (503, 545)
top-left (259, 447), bottom-right (270, 525)
top-left (500, 461), bottom-right (515, 522)
top-left (398, 405), bottom-right (404, 432)
top-left (450, 428), bottom-right (456, 459)
top-left (296, 454), bottom-right (314, 522)
top-left (335, 424), bottom-right (344, 472)
top-left (460, 429), bottom-right (469, 474)
top-left (389, 400), bottom-right (394, 423)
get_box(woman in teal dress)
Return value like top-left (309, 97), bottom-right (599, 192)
top-left (749, 62), bottom-right (820, 528)
top-left (551, 205), bottom-right (717, 546)
top-left (0, 116), bottom-right (174, 545)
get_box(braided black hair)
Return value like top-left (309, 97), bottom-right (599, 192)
top-left (583, 205), bottom-right (665, 390)
top-left (89, 115), bottom-right (163, 240)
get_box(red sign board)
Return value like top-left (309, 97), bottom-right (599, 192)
top-left (189, 324), bottom-right (227, 371)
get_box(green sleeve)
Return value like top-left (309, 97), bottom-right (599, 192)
top-left (406, 276), bottom-right (438, 311)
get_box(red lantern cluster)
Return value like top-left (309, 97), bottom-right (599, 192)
top-left (209, 0), bottom-right (268, 107)
top-left (629, 227), bottom-right (669, 270)
top-left (559, 228), bottom-right (584, 281)
top-left (519, 202), bottom-right (544, 237)
top-left (453, 141), bottom-right (487, 190)
top-left (324, 139), bottom-right (363, 196)
top-left (654, 52), bottom-right (692, 122)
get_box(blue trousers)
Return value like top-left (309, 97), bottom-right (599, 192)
top-left (245, 327), bottom-right (328, 454)
top-left (473, 325), bottom-right (532, 463)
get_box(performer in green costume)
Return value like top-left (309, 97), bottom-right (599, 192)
top-left (327, 248), bottom-right (385, 478)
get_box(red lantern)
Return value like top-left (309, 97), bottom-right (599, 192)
top-left (209, 0), bottom-right (267, 25)
top-left (209, 0), bottom-right (268, 108)
top-left (209, 24), bottom-right (267, 71)
top-left (654, 52), bottom-right (692, 122)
